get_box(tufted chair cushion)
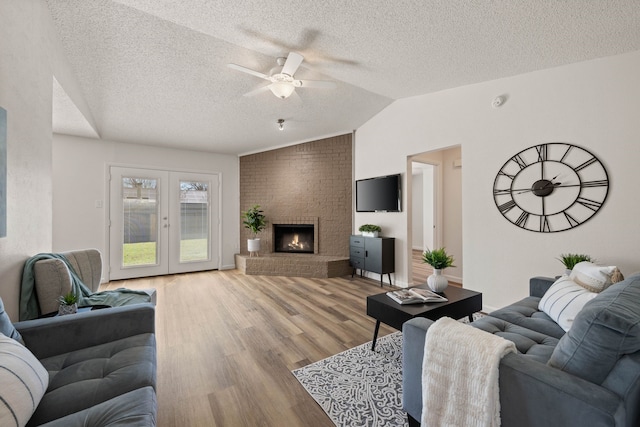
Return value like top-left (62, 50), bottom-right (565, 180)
top-left (27, 333), bottom-right (156, 426)
top-left (488, 296), bottom-right (566, 339)
top-left (471, 316), bottom-right (560, 363)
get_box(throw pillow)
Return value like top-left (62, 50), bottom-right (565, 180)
top-left (548, 275), bottom-right (640, 385)
top-left (538, 276), bottom-right (597, 332)
top-left (0, 333), bottom-right (49, 427)
top-left (569, 261), bottom-right (617, 293)
top-left (0, 297), bottom-right (24, 345)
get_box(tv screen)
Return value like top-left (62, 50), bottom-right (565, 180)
top-left (356, 174), bottom-right (401, 212)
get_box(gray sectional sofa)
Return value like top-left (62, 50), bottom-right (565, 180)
top-left (403, 274), bottom-right (640, 427)
top-left (1, 299), bottom-right (157, 426)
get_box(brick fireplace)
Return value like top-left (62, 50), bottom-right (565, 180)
top-left (236, 134), bottom-right (353, 278)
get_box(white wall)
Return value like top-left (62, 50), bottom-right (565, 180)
top-left (411, 168), bottom-right (424, 249)
top-left (0, 1), bottom-right (56, 320)
top-left (356, 50), bottom-right (640, 311)
top-left (52, 134), bottom-right (240, 279)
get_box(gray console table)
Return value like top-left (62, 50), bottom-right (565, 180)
top-left (349, 235), bottom-right (395, 286)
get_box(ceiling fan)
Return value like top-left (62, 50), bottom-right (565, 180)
top-left (228, 52), bottom-right (336, 99)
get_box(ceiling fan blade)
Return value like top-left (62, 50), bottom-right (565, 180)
top-left (281, 52), bottom-right (304, 76)
top-left (228, 63), bottom-right (270, 80)
top-left (298, 80), bottom-right (336, 89)
top-left (243, 85), bottom-right (271, 97)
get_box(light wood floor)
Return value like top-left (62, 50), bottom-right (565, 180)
top-left (103, 270), bottom-right (397, 427)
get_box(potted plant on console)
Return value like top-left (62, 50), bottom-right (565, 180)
top-left (243, 205), bottom-right (266, 256)
top-left (359, 224), bottom-right (382, 238)
top-left (422, 248), bottom-right (455, 292)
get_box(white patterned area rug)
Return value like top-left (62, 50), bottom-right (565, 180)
top-left (293, 331), bottom-right (407, 427)
top-left (292, 314), bottom-right (484, 427)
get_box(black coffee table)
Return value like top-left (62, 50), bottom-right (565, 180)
top-left (366, 286), bottom-right (482, 350)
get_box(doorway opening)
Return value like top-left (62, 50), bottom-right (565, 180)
top-left (407, 146), bottom-right (463, 286)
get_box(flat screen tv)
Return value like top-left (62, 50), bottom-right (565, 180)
top-left (356, 174), bottom-right (402, 212)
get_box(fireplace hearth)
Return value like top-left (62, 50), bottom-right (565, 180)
top-left (274, 224), bottom-right (314, 254)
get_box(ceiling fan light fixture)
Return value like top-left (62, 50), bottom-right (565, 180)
top-left (269, 82), bottom-right (295, 99)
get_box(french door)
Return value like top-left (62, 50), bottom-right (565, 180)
top-left (109, 166), bottom-right (219, 280)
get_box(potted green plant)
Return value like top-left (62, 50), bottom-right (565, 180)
top-left (242, 205), bottom-right (267, 255)
top-left (57, 292), bottom-right (78, 316)
top-left (359, 224), bottom-right (382, 238)
top-left (422, 248), bottom-right (456, 292)
top-left (558, 253), bottom-right (593, 275)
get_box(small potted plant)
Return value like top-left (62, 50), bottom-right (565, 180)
top-left (58, 292), bottom-right (78, 316)
top-left (558, 253), bottom-right (593, 275)
top-left (359, 224), bottom-right (382, 238)
top-left (422, 248), bottom-right (455, 292)
top-left (242, 205), bottom-right (267, 255)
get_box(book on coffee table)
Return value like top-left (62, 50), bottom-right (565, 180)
top-left (386, 288), bottom-right (448, 305)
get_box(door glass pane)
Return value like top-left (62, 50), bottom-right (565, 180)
top-left (179, 181), bottom-right (209, 262)
top-left (122, 177), bottom-right (159, 267)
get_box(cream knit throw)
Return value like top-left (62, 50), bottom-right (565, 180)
top-left (421, 317), bottom-right (516, 427)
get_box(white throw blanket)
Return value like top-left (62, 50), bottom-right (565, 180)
top-left (421, 317), bottom-right (516, 427)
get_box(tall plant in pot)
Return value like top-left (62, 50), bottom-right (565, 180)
top-left (558, 253), bottom-right (593, 275)
top-left (422, 248), bottom-right (455, 292)
top-left (242, 205), bottom-right (266, 255)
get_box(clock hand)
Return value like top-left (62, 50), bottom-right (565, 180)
top-left (514, 182), bottom-right (561, 194)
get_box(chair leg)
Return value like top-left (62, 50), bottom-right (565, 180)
top-left (408, 413), bottom-right (420, 427)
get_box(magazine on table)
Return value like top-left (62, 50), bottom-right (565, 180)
top-left (386, 288), bottom-right (448, 305)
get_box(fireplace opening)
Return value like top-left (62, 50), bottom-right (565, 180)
top-left (274, 224), bottom-right (314, 254)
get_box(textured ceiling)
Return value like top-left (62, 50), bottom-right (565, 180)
top-left (47, 1), bottom-right (640, 155)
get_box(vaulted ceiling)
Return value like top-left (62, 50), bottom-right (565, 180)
top-left (47, 1), bottom-right (640, 155)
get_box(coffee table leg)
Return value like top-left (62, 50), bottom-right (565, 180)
top-left (468, 314), bottom-right (474, 322)
top-left (371, 320), bottom-right (381, 351)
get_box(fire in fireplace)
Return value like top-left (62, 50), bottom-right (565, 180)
top-left (273, 224), bottom-right (314, 254)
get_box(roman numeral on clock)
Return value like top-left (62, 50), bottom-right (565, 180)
top-left (498, 199), bottom-right (517, 214)
top-left (581, 180), bottom-right (608, 188)
top-left (536, 144), bottom-right (548, 162)
top-left (515, 212), bottom-right (529, 228)
top-left (511, 154), bottom-right (528, 170)
top-left (576, 197), bottom-right (602, 212)
top-left (575, 157), bottom-right (597, 172)
top-left (564, 212), bottom-right (580, 228)
top-left (540, 215), bottom-right (551, 232)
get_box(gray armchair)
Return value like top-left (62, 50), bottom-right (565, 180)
top-left (23, 249), bottom-right (156, 320)
top-left (403, 275), bottom-right (640, 427)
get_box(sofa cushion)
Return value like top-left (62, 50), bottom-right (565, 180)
top-left (538, 276), bottom-right (598, 332)
top-left (36, 386), bottom-right (157, 427)
top-left (570, 261), bottom-right (618, 293)
top-left (0, 297), bottom-right (24, 344)
top-left (28, 333), bottom-right (156, 426)
top-left (488, 296), bottom-right (566, 339)
top-left (0, 333), bottom-right (49, 427)
top-left (548, 275), bottom-right (640, 385)
top-left (471, 316), bottom-right (560, 363)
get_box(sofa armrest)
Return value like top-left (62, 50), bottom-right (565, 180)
top-left (14, 303), bottom-right (155, 360)
top-left (402, 317), bottom-right (434, 421)
top-left (529, 276), bottom-right (555, 298)
top-left (500, 353), bottom-right (624, 427)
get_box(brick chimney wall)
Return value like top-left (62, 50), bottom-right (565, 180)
top-left (239, 133), bottom-right (352, 257)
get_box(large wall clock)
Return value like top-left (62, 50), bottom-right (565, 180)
top-left (493, 143), bottom-right (609, 233)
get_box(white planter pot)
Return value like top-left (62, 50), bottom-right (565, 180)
top-left (362, 231), bottom-right (379, 238)
top-left (427, 269), bottom-right (449, 292)
top-left (247, 238), bottom-right (261, 253)
top-left (58, 303), bottom-right (78, 316)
